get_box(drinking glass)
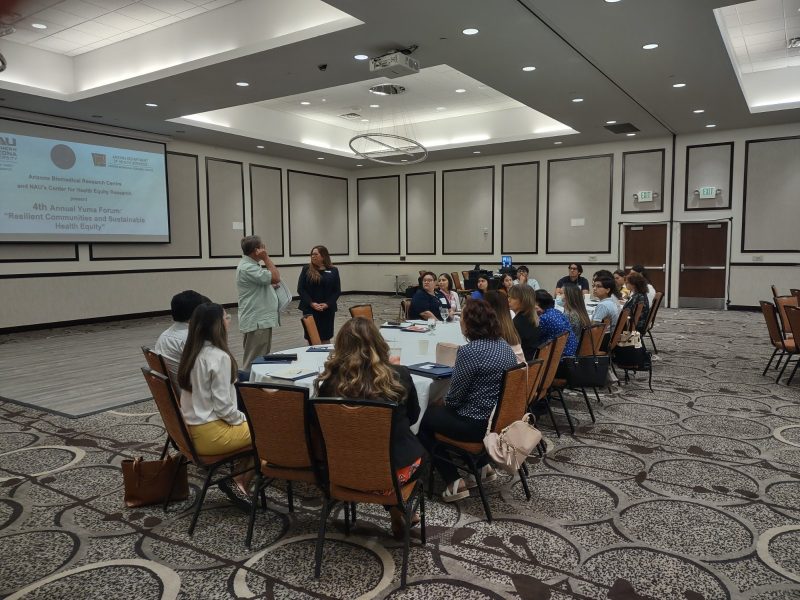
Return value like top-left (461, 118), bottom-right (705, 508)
top-left (440, 307), bottom-right (449, 322)
top-left (428, 318), bottom-right (436, 334)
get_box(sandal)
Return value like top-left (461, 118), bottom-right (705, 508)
top-left (465, 465), bottom-right (498, 489)
top-left (442, 478), bottom-right (470, 503)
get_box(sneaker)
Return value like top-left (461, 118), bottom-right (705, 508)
top-left (441, 478), bottom-right (470, 503)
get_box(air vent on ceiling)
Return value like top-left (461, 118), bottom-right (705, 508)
top-left (604, 122), bottom-right (640, 134)
top-left (338, 112), bottom-right (362, 120)
top-left (788, 37), bottom-right (800, 49)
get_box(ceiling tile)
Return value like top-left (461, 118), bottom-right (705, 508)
top-left (141, 0), bottom-right (197, 15)
top-left (52, 28), bottom-right (101, 43)
top-left (745, 29), bottom-right (787, 45)
top-left (35, 6), bottom-right (86, 26)
top-left (737, 7), bottom-right (784, 25)
top-left (741, 18), bottom-right (787, 35)
top-left (73, 20), bottom-right (121, 37)
top-left (746, 39), bottom-right (788, 53)
top-left (202, 0), bottom-right (237, 10)
top-left (55, 0), bottom-right (107, 19)
top-left (116, 2), bottom-right (170, 23)
top-left (2, 29), bottom-right (47, 43)
top-left (94, 10), bottom-right (144, 29)
top-left (83, 0), bottom-right (137, 9)
top-left (31, 36), bottom-right (82, 51)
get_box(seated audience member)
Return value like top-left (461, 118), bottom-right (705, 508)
top-left (613, 269), bottom-right (630, 300)
top-left (555, 263), bottom-right (590, 296)
top-left (470, 274), bottom-right (490, 300)
top-left (591, 275), bottom-right (622, 334)
top-left (514, 265), bottom-right (541, 290)
top-left (177, 302), bottom-right (252, 497)
top-left (437, 273), bottom-right (460, 316)
top-left (507, 284), bottom-right (541, 361)
top-left (562, 283), bottom-right (591, 341)
top-left (630, 264), bottom-right (657, 306)
top-left (315, 317), bottom-right (424, 538)
top-left (592, 269), bottom-right (613, 284)
top-left (624, 272), bottom-right (650, 334)
top-left (410, 271), bottom-right (449, 320)
top-left (418, 299), bottom-right (517, 502)
top-left (500, 273), bottom-right (514, 296)
top-left (535, 290), bottom-right (578, 357)
top-left (155, 290), bottom-right (209, 372)
top-left (485, 291), bottom-right (525, 362)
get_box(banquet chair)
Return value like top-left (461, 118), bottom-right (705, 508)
top-left (771, 284), bottom-right (780, 298)
top-left (451, 272), bottom-right (472, 297)
top-left (761, 301), bottom-right (797, 382)
top-left (430, 361), bottom-right (538, 522)
top-left (400, 299), bottom-right (411, 320)
top-left (629, 302), bottom-right (645, 335)
top-left (236, 382), bottom-right (319, 548)
top-left (783, 306), bottom-right (800, 385)
top-left (551, 324), bottom-right (608, 423)
top-left (309, 397), bottom-right (426, 588)
top-left (531, 332), bottom-right (570, 436)
top-left (141, 346), bottom-right (178, 460)
top-left (644, 292), bottom-right (664, 353)
top-left (301, 314), bottom-right (323, 345)
top-left (610, 304), bottom-right (654, 392)
top-left (775, 295), bottom-right (798, 340)
top-left (140, 368), bottom-right (255, 535)
top-left (349, 304), bottom-right (374, 321)
top-left (791, 289), bottom-right (800, 302)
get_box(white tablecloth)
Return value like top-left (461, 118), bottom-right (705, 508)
top-left (249, 321), bottom-right (466, 433)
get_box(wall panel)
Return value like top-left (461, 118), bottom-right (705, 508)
top-left (442, 167), bottom-right (494, 254)
top-left (685, 143), bottom-right (733, 211)
top-left (287, 170), bottom-right (348, 256)
top-left (357, 176), bottom-right (400, 255)
top-left (405, 172), bottom-right (435, 254)
top-left (250, 164), bottom-right (284, 256)
top-left (206, 158), bottom-right (245, 258)
top-left (622, 149), bottom-right (664, 213)
top-left (501, 162), bottom-right (539, 253)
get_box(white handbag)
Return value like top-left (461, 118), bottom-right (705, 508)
top-left (483, 411), bottom-right (542, 474)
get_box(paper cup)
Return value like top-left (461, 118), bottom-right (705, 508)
top-left (418, 339), bottom-right (430, 354)
top-left (389, 345), bottom-right (402, 361)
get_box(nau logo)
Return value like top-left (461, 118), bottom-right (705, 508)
top-left (0, 136), bottom-right (16, 147)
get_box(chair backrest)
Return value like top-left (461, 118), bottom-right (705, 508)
top-left (577, 324), bottom-right (606, 356)
top-left (791, 289), bottom-right (800, 303)
top-left (771, 284), bottom-right (779, 298)
top-left (761, 301), bottom-right (786, 347)
top-left (435, 342), bottom-right (459, 367)
top-left (237, 382), bottom-right (313, 471)
top-left (607, 308), bottom-right (631, 352)
top-left (775, 295), bottom-right (799, 338)
top-left (141, 346), bottom-right (181, 400)
top-left (529, 340), bottom-right (552, 402)
top-left (140, 367), bottom-right (197, 462)
top-left (538, 331), bottom-right (569, 399)
top-left (785, 306), bottom-right (800, 342)
top-left (645, 291), bottom-right (664, 333)
top-left (629, 302), bottom-right (644, 331)
top-left (462, 271), bottom-right (470, 284)
top-left (400, 299), bottom-right (411, 320)
top-left (311, 398), bottom-right (396, 495)
top-left (301, 314), bottom-right (322, 345)
top-left (451, 272), bottom-right (464, 291)
top-left (491, 362), bottom-right (535, 433)
top-left (349, 304), bottom-right (374, 321)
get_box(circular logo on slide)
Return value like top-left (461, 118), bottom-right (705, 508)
top-left (50, 144), bottom-right (76, 170)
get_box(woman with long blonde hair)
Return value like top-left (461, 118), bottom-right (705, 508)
top-left (315, 317), bottom-right (424, 537)
top-left (507, 284), bottom-right (541, 361)
top-left (297, 245), bottom-right (341, 343)
top-left (485, 291), bottom-right (524, 363)
top-left (562, 282), bottom-right (591, 341)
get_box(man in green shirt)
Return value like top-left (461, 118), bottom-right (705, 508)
top-left (236, 235), bottom-right (281, 369)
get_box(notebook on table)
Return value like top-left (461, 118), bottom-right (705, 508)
top-left (407, 362), bottom-right (454, 379)
top-left (306, 345), bottom-right (334, 352)
top-left (268, 367), bottom-right (318, 381)
top-left (252, 354), bottom-right (297, 364)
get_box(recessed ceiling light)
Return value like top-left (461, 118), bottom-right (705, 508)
top-left (321, 98), bottom-right (326, 102)
top-left (32, 23), bottom-right (47, 29)
top-left (572, 98), bottom-right (584, 103)
top-left (401, 159), bottom-right (408, 162)
top-left (354, 54), bottom-right (369, 60)
top-left (705, 124), bottom-right (717, 128)
top-left (473, 151), bottom-right (481, 154)
top-left (693, 109), bottom-right (705, 114)
top-left (522, 66), bottom-right (536, 72)
top-left (436, 106), bottom-right (446, 111)
top-left (317, 157), bottom-right (325, 160)
top-left (360, 119), bottom-right (369, 122)
top-left (627, 133), bottom-right (637, 136)
top-left (605, 0), bottom-right (622, 3)
top-left (300, 101), bottom-right (311, 105)
top-left (642, 43), bottom-right (659, 50)
top-left (462, 28), bottom-right (479, 35)
top-left (606, 120), bottom-right (617, 124)
top-left (554, 141), bottom-right (563, 145)
top-left (672, 83), bottom-right (686, 88)
top-left (455, 88), bottom-right (466, 93)
top-left (236, 81), bottom-right (249, 87)
top-left (145, 103), bottom-right (158, 107)
top-left (256, 145), bottom-right (264, 149)
top-left (369, 104), bottom-right (379, 108)
top-left (356, 164), bottom-right (363, 167)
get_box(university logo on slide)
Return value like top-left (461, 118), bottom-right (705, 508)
top-left (50, 144), bottom-right (76, 170)
top-left (92, 153), bottom-right (107, 167)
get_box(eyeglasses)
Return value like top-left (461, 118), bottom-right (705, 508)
top-left (569, 267), bottom-right (579, 271)
top-left (422, 278), bottom-right (435, 283)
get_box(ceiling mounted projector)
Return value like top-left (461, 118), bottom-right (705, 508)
top-left (369, 51), bottom-right (419, 78)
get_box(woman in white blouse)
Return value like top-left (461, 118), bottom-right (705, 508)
top-left (177, 302), bottom-right (252, 493)
top-left (437, 273), bottom-right (460, 316)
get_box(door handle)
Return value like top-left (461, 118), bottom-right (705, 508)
top-left (681, 264), bottom-right (725, 270)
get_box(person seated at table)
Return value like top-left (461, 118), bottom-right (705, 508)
top-left (535, 290), bottom-right (578, 357)
top-left (555, 263), bottom-right (590, 297)
top-left (410, 271), bottom-right (449, 320)
top-left (500, 273), bottom-right (514, 296)
top-left (155, 289), bottom-right (210, 375)
top-left (177, 302), bottom-right (253, 498)
top-left (591, 275), bottom-right (621, 335)
top-left (418, 299), bottom-right (517, 502)
top-left (437, 273), bottom-right (460, 316)
top-left (315, 317), bottom-right (424, 538)
top-left (592, 269), bottom-right (613, 284)
top-left (470, 274), bottom-right (490, 300)
top-left (514, 265), bottom-right (541, 290)
top-left (613, 269), bottom-right (630, 300)
top-left (624, 271), bottom-right (650, 334)
top-left (507, 284), bottom-right (541, 361)
top-left (485, 291), bottom-right (525, 363)
top-left (562, 283), bottom-right (591, 341)
top-left (630, 264), bottom-right (657, 306)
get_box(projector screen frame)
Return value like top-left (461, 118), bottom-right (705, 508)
top-left (0, 116), bottom-right (171, 245)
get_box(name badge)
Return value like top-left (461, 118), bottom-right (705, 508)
top-left (439, 297), bottom-right (448, 305)
top-left (324, 270), bottom-right (332, 273)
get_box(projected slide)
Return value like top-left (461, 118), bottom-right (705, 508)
top-left (0, 119), bottom-right (169, 243)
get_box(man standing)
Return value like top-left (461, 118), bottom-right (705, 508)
top-left (236, 235), bottom-right (281, 369)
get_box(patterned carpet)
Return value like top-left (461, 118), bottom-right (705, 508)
top-left (2, 305), bottom-right (800, 599)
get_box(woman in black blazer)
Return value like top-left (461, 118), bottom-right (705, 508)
top-left (297, 245), bottom-right (341, 343)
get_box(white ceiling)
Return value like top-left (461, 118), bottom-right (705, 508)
top-left (720, 0), bottom-right (800, 73)
top-left (3, 0), bottom-right (242, 56)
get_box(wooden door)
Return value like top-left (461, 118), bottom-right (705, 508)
top-left (678, 222), bottom-right (727, 309)
top-left (624, 224), bottom-right (668, 294)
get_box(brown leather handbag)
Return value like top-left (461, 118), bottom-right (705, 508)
top-left (122, 455), bottom-right (188, 507)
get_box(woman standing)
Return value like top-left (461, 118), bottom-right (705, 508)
top-left (562, 283), bottom-right (591, 341)
top-left (297, 245), bottom-right (341, 344)
top-left (507, 284), bottom-right (540, 361)
top-left (315, 318), bottom-right (424, 537)
top-left (437, 273), bottom-right (461, 316)
top-left (177, 303), bottom-right (253, 496)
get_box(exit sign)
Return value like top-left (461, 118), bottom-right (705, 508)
top-left (699, 186), bottom-right (717, 199)
top-left (638, 190), bottom-right (653, 202)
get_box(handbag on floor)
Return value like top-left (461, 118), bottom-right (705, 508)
top-left (122, 454), bottom-right (188, 508)
top-left (483, 411), bottom-right (542, 474)
top-left (612, 345), bottom-right (651, 369)
top-left (563, 354), bottom-right (610, 388)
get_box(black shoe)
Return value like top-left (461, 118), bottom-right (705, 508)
top-left (217, 480), bottom-right (251, 512)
